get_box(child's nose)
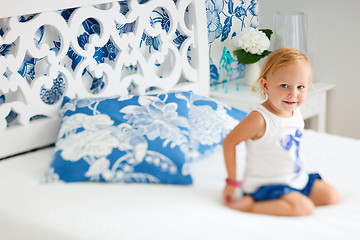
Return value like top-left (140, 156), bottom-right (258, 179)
top-left (288, 88), bottom-right (297, 97)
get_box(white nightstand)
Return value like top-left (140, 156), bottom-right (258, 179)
top-left (210, 80), bottom-right (335, 132)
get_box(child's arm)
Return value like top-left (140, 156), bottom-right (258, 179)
top-left (222, 111), bottom-right (265, 204)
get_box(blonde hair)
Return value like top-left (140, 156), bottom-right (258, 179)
top-left (254, 47), bottom-right (312, 98)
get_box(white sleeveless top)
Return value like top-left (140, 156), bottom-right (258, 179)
top-left (242, 104), bottom-right (309, 194)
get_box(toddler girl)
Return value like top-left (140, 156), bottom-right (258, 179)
top-left (222, 47), bottom-right (339, 216)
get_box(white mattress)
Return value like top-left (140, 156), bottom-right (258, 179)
top-left (1, 130), bottom-right (359, 240)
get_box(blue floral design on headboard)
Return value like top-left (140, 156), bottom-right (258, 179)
top-left (0, 0), bottom-right (258, 116)
top-left (59, 1), bottom-right (189, 94)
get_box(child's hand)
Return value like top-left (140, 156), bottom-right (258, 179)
top-left (223, 185), bottom-right (236, 204)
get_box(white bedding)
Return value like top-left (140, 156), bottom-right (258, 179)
top-left (1, 130), bottom-right (360, 240)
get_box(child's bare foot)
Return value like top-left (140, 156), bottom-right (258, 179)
top-left (226, 195), bottom-right (254, 212)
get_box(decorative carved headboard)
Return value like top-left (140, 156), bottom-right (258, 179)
top-left (0, 0), bottom-right (209, 158)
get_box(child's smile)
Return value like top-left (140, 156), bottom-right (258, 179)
top-left (283, 100), bottom-right (297, 105)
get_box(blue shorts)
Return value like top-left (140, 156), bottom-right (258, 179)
top-left (245, 173), bottom-right (322, 202)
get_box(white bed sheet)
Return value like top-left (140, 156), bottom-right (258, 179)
top-left (1, 130), bottom-right (360, 240)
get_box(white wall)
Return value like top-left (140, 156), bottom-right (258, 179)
top-left (259, 0), bottom-right (360, 139)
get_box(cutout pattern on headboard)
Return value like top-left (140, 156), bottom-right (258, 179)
top-left (0, 0), bottom-right (209, 158)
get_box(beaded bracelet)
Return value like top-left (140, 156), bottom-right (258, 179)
top-left (226, 178), bottom-right (242, 187)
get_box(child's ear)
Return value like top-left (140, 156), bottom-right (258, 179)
top-left (260, 78), bottom-right (269, 93)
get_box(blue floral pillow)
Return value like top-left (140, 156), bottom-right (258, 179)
top-left (189, 94), bottom-right (247, 159)
top-left (44, 92), bottom-right (193, 184)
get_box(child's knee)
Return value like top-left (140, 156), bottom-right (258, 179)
top-left (310, 180), bottom-right (340, 206)
top-left (325, 187), bottom-right (340, 205)
top-left (293, 198), bottom-right (314, 216)
top-left (283, 193), bottom-right (315, 216)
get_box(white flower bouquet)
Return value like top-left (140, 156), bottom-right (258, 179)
top-left (233, 27), bottom-right (273, 64)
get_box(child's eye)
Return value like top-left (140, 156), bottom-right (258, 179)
top-left (297, 85), bottom-right (305, 90)
top-left (280, 84), bottom-right (289, 88)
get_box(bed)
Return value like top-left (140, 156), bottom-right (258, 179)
top-left (1, 0), bottom-right (360, 239)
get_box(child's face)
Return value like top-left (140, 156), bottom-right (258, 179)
top-left (261, 61), bottom-right (311, 117)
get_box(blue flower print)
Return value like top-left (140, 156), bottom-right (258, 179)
top-left (82, 18), bottom-right (101, 35)
top-left (89, 76), bottom-right (105, 93)
top-left (106, 41), bottom-right (119, 61)
top-left (108, 123), bottom-right (148, 161)
top-left (173, 30), bottom-right (188, 50)
top-left (56, 114), bottom-right (117, 161)
top-left (67, 47), bottom-right (84, 71)
top-left (77, 32), bottom-right (90, 51)
top-left (221, 15), bottom-right (232, 42)
top-left (206, 0), bottom-right (224, 13)
top-left (81, 69), bottom-right (105, 94)
top-left (221, 0), bottom-right (248, 41)
top-left (234, 5), bottom-right (246, 19)
top-left (206, 0), bottom-right (258, 44)
top-left (47, 92), bottom-right (193, 184)
top-left (140, 33), bottom-right (160, 53)
top-left (206, 7), bottom-right (222, 44)
top-left (120, 95), bottom-right (189, 148)
top-left (40, 74), bottom-right (66, 104)
top-left (248, 0), bottom-right (258, 17)
top-left (93, 40), bottom-right (119, 63)
top-left (153, 7), bottom-right (171, 33)
top-left (18, 55), bottom-right (36, 84)
top-left (280, 129), bottom-right (303, 174)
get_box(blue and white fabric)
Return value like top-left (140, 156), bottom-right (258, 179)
top-left (45, 92), bottom-right (193, 184)
top-left (189, 94), bottom-right (247, 159)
